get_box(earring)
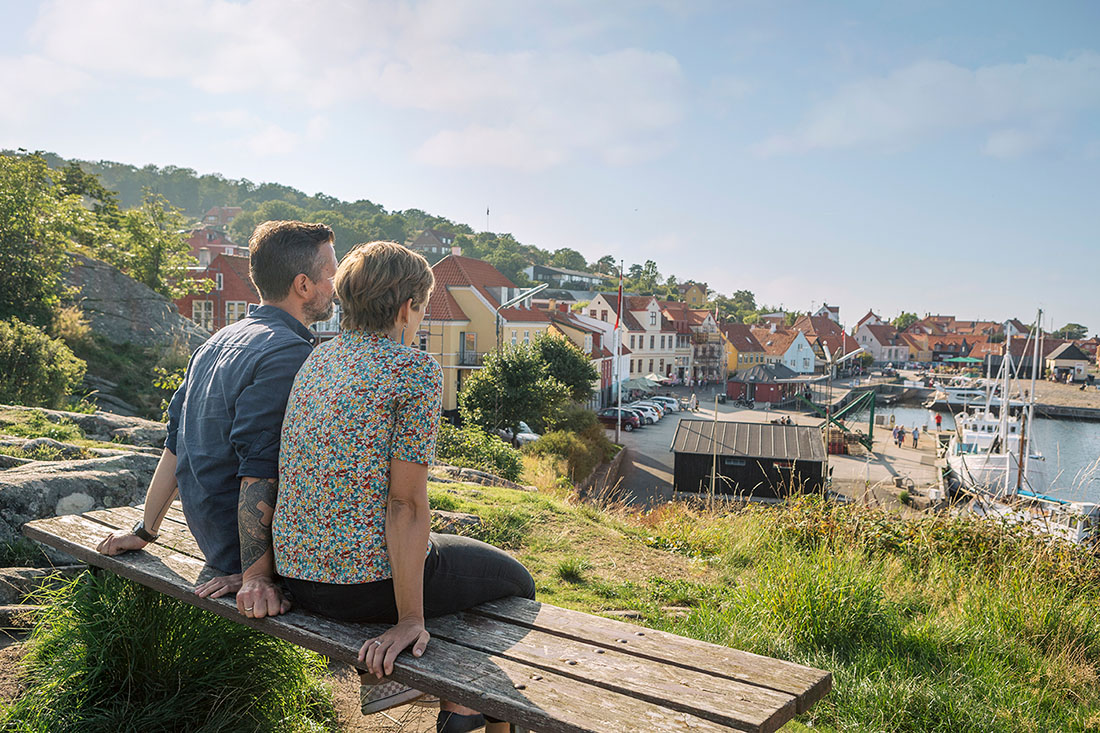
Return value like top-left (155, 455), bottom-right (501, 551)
top-left (401, 326), bottom-right (406, 345)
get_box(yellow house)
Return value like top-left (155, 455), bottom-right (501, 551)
top-left (420, 255), bottom-right (552, 415)
top-left (678, 282), bottom-right (708, 308)
top-left (721, 323), bottom-right (767, 375)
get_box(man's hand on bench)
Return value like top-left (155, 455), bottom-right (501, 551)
top-left (237, 574), bottom-right (291, 619)
top-left (97, 530), bottom-right (148, 556)
top-left (195, 573), bottom-right (242, 599)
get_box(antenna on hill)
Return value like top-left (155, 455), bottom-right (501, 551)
top-left (486, 206), bottom-right (490, 233)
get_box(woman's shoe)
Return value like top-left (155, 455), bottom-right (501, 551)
top-left (436, 709), bottom-right (486, 733)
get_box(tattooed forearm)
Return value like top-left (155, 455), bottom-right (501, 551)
top-left (238, 477), bottom-right (277, 575)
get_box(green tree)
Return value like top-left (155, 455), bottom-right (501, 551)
top-left (104, 191), bottom-right (209, 299)
top-left (459, 344), bottom-right (571, 442)
top-left (0, 317), bottom-right (87, 408)
top-left (1053, 323), bottom-right (1088, 340)
top-left (0, 153), bottom-right (101, 330)
top-left (550, 247), bottom-right (587, 272)
top-left (531, 331), bottom-right (599, 402)
top-left (594, 255), bottom-right (617, 274)
top-left (892, 312), bottom-right (919, 330)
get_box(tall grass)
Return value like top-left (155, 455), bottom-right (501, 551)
top-left (1, 571), bottom-right (338, 733)
top-left (629, 496), bottom-right (1100, 732)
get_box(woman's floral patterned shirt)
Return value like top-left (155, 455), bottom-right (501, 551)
top-left (273, 331), bottom-right (443, 584)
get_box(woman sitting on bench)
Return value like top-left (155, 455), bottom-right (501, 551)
top-left (272, 242), bottom-right (535, 733)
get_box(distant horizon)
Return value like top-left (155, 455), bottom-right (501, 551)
top-left (2, 1), bottom-right (1096, 333)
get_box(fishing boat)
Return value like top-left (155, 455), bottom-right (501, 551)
top-left (945, 311), bottom-right (1098, 545)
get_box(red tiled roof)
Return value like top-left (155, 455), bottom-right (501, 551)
top-left (497, 307), bottom-right (551, 323)
top-left (865, 324), bottom-right (900, 345)
top-left (433, 254), bottom-right (516, 306)
top-left (751, 327), bottom-right (798, 355)
top-left (856, 310), bottom-right (881, 328)
top-left (721, 323), bottom-right (765, 353)
top-left (792, 314), bottom-right (844, 337)
top-left (425, 286), bottom-right (467, 322)
top-left (550, 312), bottom-right (601, 334)
top-left (218, 254), bottom-right (257, 295)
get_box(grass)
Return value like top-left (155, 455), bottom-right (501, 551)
top-left (68, 334), bottom-right (189, 420)
top-left (0, 407), bottom-right (131, 456)
top-left (0, 571), bottom-right (338, 732)
top-left (424, 483), bottom-right (1100, 732)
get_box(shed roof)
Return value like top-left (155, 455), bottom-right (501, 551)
top-left (671, 420), bottom-right (826, 462)
top-left (1047, 342), bottom-right (1090, 362)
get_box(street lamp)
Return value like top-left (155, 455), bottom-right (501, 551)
top-left (495, 282), bottom-right (550, 355)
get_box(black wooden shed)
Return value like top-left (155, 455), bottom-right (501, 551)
top-left (670, 420), bottom-right (827, 499)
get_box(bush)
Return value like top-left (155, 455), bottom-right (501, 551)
top-left (436, 421), bottom-right (523, 481)
top-left (0, 317), bottom-right (86, 408)
top-left (525, 425), bottom-right (615, 481)
top-left (543, 403), bottom-right (599, 434)
top-left (2, 571), bottom-right (338, 732)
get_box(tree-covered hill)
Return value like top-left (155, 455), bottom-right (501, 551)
top-left (14, 150), bottom-right (778, 316)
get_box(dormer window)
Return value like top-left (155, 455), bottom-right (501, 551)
top-left (649, 312), bottom-right (657, 326)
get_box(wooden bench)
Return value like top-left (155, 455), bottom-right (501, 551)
top-left (23, 504), bottom-right (831, 732)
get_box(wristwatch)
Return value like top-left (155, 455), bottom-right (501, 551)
top-left (131, 519), bottom-right (159, 543)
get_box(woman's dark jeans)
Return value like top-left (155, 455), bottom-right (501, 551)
top-left (284, 532), bottom-right (536, 623)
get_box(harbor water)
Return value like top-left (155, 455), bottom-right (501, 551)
top-left (848, 404), bottom-right (1100, 504)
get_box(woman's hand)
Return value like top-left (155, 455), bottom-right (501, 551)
top-left (194, 573), bottom-right (242, 599)
top-left (359, 617), bottom-right (430, 678)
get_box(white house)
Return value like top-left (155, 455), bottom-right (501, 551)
top-left (753, 327), bottom-right (816, 374)
top-left (855, 323), bottom-right (910, 364)
top-left (587, 293), bottom-right (679, 379)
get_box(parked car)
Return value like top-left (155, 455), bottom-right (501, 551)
top-left (623, 402), bottom-right (659, 424)
top-left (596, 408), bottom-right (640, 432)
top-left (632, 400), bottom-right (666, 418)
top-left (496, 420), bottom-right (540, 446)
top-left (648, 395), bottom-right (680, 412)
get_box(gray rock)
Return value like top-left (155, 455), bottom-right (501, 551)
top-left (430, 464), bottom-right (535, 491)
top-left (0, 452), bottom-right (159, 548)
top-left (431, 510), bottom-right (482, 534)
top-left (0, 405), bottom-right (166, 447)
top-left (65, 253), bottom-right (209, 351)
top-left (0, 565), bottom-right (84, 605)
top-left (0, 454), bottom-right (33, 469)
top-left (22, 437), bottom-right (85, 459)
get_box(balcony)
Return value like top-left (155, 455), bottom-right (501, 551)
top-left (458, 351), bottom-right (484, 366)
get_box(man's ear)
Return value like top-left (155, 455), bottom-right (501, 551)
top-left (290, 272), bottom-right (312, 300)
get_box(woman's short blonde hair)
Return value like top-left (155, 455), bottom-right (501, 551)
top-left (335, 241), bottom-right (434, 332)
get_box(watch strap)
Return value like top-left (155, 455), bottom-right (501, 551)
top-left (132, 520), bottom-right (158, 543)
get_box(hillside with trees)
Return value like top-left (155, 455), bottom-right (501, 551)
top-left (17, 150), bottom-right (784, 319)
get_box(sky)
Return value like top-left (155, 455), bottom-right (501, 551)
top-left (1, 0), bottom-right (1098, 331)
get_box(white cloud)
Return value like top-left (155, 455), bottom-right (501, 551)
top-left (0, 54), bottom-right (92, 124)
top-left (756, 53), bottom-right (1100, 157)
top-left (12, 0), bottom-right (685, 170)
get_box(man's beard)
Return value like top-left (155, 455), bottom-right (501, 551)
top-left (305, 293), bottom-right (335, 324)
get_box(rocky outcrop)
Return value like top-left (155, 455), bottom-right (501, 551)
top-left (0, 453), bottom-right (159, 548)
top-left (430, 465), bottom-right (535, 491)
top-left (1, 405), bottom-right (166, 448)
top-left (65, 253), bottom-right (209, 351)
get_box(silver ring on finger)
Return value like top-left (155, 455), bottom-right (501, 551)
top-left (373, 640), bottom-right (382, 646)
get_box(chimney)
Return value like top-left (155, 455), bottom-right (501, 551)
top-left (451, 245), bottom-right (462, 256)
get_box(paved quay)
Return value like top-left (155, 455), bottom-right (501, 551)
top-left (605, 384), bottom-right (941, 510)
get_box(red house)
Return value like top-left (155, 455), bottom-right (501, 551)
top-left (201, 206), bottom-right (243, 228)
top-left (184, 226), bottom-right (244, 264)
top-left (175, 254), bottom-right (259, 333)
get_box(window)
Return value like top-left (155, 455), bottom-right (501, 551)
top-left (584, 334), bottom-right (592, 353)
top-left (649, 312), bottom-right (657, 326)
top-left (418, 333), bottom-right (428, 351)
top-left (523, 330), bottom-right (530, 345)
top-left (511, 329), bottom-right (517, 346)
top-left (192, 300), bottom-right (213, 330)
top-left (207, 232), bottom-right (216, 242)
top-left (464, 332), bottom-right (477, 354)
top-left (630, 335), bottom-right (636, 349)
top-left (589, 310), bottom-right (597, 318)
top-left (215, 273), bottom-right (223, 291)
top-left (601, 310), bottom-right (608, 321)
top-left (659, 359), bottom-right (664, 371)
top-left (660, 335), bottom-right (665, 349)
top-left (650, 335), bottom-right (655, 350)
top-left (226, 301), bottom-right (248, 325)
top-left (648, 359), bottom-right (654, 373)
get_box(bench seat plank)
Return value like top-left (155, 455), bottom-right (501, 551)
top-left (470, 596), bottom-right (831, 713)
top-left (428, 612), bottom-right (795, 732)
top-left (24, 514), bottom-right (781, 732)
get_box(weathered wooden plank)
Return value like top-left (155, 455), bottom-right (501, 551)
top-left (428, 612), bottom-right (796, 733)
top-left (23, 515), bottom-right (751, 732)
top-left (471, 597), bottom-right (832, 714)
top-left (82, 506), bottom-right (206, 560)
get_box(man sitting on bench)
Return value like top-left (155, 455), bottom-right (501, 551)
top-left (272, 242), bottom-right (536, 733)
top-left (97, 220), bottom-right (338, 619)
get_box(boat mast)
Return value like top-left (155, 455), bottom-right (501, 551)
top-left (1001, 340), bottom-right (1012, 499)
top-left (1021, 309), bottom-right (1041, 493)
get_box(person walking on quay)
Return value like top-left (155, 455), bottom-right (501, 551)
top-left (912, 426), bottom-right (919, 448)
top-left (690, 393), bottom-right (699, 411)
top-left (934, 413), bottom-right (943, 432)
top-left (896, 426), bottom-right (905, 448)
top-left (891, 425), bottom-right (899, 445)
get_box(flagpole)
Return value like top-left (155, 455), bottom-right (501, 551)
top-left (615, 260), bottom-right (624, 443)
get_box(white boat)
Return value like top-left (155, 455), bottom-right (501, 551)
top-left (946, 409), bottom-right (1045, 495)
top-left (924, 377), bottom-right (1026, 411)
top-left (945, 310), bottom-right (1099, 546)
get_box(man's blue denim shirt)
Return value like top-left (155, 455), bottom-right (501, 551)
top-left (166, 305), bottom-right (315, 574)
